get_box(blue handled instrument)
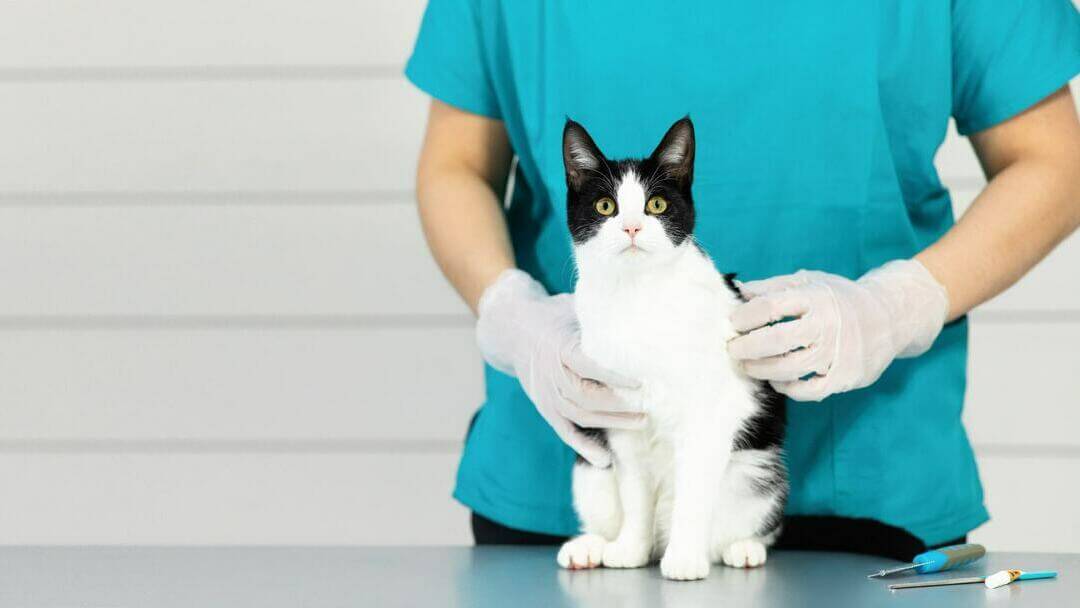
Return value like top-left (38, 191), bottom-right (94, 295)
top-left (867, 543), bottom-right (986, 578)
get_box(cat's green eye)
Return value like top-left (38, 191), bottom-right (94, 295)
top-left (594, 197), bottom-right (616, 216)
top-left (646, 196), bottom-right (668, 215)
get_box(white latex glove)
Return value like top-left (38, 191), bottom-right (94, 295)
top-left (476, 269), bottom-right (645, 467)
top-left (727, 259), bottom-right (949, 402)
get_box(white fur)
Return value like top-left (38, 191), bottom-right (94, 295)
top-left (657, 131), bottom-right (691, 166)
top-left (566, 139), bottom-right (600, 171)
top-left (614, 171), bottom-right (647, 228)
top-left (560, 169), bottom-right (784, 581)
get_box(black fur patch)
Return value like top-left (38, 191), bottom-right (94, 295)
top-left (725, 276), bottom-right (789, 509)
top-left (722, 273), bottom-right (746, 302)
top-left (750, 451), bottom-right (789, 536)
top-left (733, 384), bottom-right (787, 452)
top-left (757, 515), bottom-right (785, 540)
top-left (563, 118), bottom-right (696, 246)
top-left (745, 452), bottom-right (788, 493)
top-left (728, 276), bottom-right (785, 452)
top-left (573, 424), bottom-right (610, 467)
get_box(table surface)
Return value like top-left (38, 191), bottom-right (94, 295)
top-left (0, 546), bottom-right (1073, 607)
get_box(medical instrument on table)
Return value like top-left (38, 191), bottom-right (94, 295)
top-left (984, 569), bottom-right (1058, 589)
top-left (887, 569), bottom-right (1058, 590)
top-left (867, 543), bottom-right (986, 578)
top-left (888, 576), bottom-right (986, 590)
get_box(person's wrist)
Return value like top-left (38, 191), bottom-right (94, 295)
top-left (859, 259), bottom-right (949, 359)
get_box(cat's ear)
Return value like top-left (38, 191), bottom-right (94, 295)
top-left (563, 119), bottom-right (604, 191)
top-left (650, 117), bottom-right (695, 185)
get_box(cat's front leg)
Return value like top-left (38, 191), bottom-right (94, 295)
top-left (601, 430), bottom-right (654, 569)
top-left (660, 418), bottom-right (732, 581)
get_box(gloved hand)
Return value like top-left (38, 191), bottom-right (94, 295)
top-left (727, 259), bottom-right (949, 402)
top-left (476, 269), bottom-right (645, 467)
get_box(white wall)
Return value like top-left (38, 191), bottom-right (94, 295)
top-left (0, 1), bottom-right (1076, 551)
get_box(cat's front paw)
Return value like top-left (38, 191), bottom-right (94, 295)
top-left (660, 544), bottom-right (710, 580)
top-left (720, 539), bottom-right (767, 568)
top-left (601, 539), bottom-right (651, 569)
top-left (557, 534), bottom-right (607, 570)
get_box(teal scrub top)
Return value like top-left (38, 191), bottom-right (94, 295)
top-left (406, 0), bottom-right (1080, 544)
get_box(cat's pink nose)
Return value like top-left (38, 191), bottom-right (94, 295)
top-left (623, 224), bottom-right (641, 238)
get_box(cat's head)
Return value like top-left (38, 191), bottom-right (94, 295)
top-left (563, 117), bottom-right (696, 274)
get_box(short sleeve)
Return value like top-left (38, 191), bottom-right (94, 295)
top-left (951, 0), bottom-right (1080, 135)
top-left (405, 0), bottom-right (501, 119)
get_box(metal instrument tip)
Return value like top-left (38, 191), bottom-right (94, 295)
top-left (866, 563), bottom-right (921, 579)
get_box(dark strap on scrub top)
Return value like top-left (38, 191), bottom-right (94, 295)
top-left (472, 512), bottom-right (963, 562)
top-left (773, 515), bottom-right (966, 562)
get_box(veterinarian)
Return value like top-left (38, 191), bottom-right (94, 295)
top-left (406, 1), bottom-right (1080, 558)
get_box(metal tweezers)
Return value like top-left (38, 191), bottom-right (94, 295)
top-left (888, 577), bottom-right (985, 590)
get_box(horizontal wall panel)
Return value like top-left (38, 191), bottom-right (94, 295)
top-left (0, 80), bottom-right (1066, 197)
top-left (0, 328), bottom-right (483, 442)
top-left (3, 77), bottom-right (1066, 196)
top-left (0, 0), bottom-right (425, 70)
top-left (0, 449), bottom-right (1071, 549)
top-left (964, 322), bottom-right (1080, 449)
top-left (0, 452), bottom-right (469, 545)
top-left (1, 190), bottom-right (1075, 318)
top-left (0, 79), bottom-right (425, 192)
top-left (970, 454), bottom-right (1080, 552)
top-left (0, 204), bottom-right (469, 317)
top-left (0, 322), bottom-right (1074, 447)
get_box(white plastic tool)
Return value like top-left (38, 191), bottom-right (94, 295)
top-left (984, 569), bottom-right (1058, 589)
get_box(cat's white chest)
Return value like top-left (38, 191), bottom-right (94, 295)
top-left (579, 287), bottom-right (681, 375)
top-left (574, 261), bottom-right (736, 389)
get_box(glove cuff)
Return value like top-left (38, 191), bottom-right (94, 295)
top-left (859, 259), bottom-right (949, 359)
top-left (476, 268), bottom-right (547, 320)
top-left (475, 269), bottom-right (549, 375)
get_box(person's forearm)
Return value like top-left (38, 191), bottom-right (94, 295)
top-left (416, 169), bottom-right (515, 314)
top-left (916, 157), bottom-right (1080, 321)
top-left (916, 88), bottom-right (1080, 322)
top-left (415, 100), bottom-right (516, 314)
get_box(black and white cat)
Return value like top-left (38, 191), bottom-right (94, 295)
top-left (556, 117), bottom-right (788, 581)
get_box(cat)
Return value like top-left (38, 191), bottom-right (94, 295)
top-left (555, 117), bottom-right (788, 581)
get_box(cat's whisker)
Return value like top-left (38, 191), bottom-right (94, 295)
top-left (644, 162), bottom-right (668, 192)
top-left (560, 252), bottom-right (579, 285)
